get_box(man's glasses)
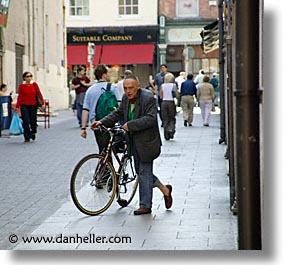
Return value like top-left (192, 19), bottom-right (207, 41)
top-left (25, 75), bottom-right (32, 78)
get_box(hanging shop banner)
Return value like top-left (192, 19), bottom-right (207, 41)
top-left (200, 20), bottom-right (219, 54)
top-left (0, 0), bottom-right (10, 27)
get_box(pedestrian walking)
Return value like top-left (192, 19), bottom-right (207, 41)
top-left (0, 83), bottom-right (13, 105)
top-left (80, 64), bottom-right (118, 154)
top-left (116, 69), bottom-right (133, 103)
top-left (71, 66), bottom-right (92, 127)
top-left (0, 83), bottom-right (10, 97)
top-left (160, 73), bottom-right (178, 140)
top-left (210, 73), bottom-right (219, 106)
top-left (175, 71), bottom-right (186, 107)
top-left (194, 69), bottom-right (205, 88)
top-left (154, 64), bottom-right (168, 125)
top-left (180, 73), bottom-right (197, 127)
top-left (91, 74), bottom-right (173, 215)
top-left (197, 76), bottom-right (215, 126)
top-left (15, 72), bottom-right (44, 142)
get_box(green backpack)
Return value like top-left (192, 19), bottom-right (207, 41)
top-left (95, 83), bottom-right (118, 120)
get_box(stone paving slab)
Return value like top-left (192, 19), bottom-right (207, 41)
top-left (1, 108), bottom-right (238, 250)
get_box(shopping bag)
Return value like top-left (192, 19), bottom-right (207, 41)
top-left (9, 112), bottom-right (24, 135)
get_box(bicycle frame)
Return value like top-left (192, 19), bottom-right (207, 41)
top-left (95, 125), bottom-right (132, 184)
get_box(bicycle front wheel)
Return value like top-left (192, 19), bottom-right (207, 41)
top-left (70, 154), bottom-right (117, 216)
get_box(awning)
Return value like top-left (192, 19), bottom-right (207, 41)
top-left (200, 20), bottom-right (219, 54)
top-left (100, 44), bottom-right (154, 65)
top-left (67, 44), bottom-right (154, 65)
top-left (67, 45), bottom-right (101, 65)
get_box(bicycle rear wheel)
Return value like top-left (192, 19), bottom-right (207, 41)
top-left (70, 154), bottom-right (117, 216)
top-left (117, 156), bottom-right (138, 207)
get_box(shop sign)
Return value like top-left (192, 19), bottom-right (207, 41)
top-left (67, 29), bottom-right (157, 45)
top-left (167, 28), bottom-right (203, 44)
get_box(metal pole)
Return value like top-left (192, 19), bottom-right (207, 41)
top-left (234, 0), bottom-right (262, 250)
top-left (224, 0), bottom-right (236, 211)
top-left (218, 0), bottom-right (226, 144)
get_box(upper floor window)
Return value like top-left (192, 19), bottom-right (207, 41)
top-left (69, 0), bottom-right (89, 16)
top-left (176, 0), bottom-right (199, 17)
top-left (119, 0), bottom-right (139, 16)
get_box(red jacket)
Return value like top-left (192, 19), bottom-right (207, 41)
top-left (16, 82), bottom-right (44, 108)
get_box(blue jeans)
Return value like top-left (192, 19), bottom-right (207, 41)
top-left (133, 146), bottom-right (161, 208)
top-left (214, 92), bottom-right (219, 106)
top-left (75, 102), bottom-right (83, 125)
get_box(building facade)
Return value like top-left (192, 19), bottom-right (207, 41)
top-left (158, 0), bottom-right (219, 76)
top-left (66, 0), bottom-right (159, 87)
top-left (0, 0), bottom-right (68, 111)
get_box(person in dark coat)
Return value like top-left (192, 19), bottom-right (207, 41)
top-left (91, 75), bottom-right (173, 215)
top-left (180, 73), bottom-right (197, 127)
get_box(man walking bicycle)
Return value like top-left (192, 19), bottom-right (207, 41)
top-left (91, 74), bottom-right (173, 215)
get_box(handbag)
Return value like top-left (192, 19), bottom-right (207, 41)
top-left (171, 84), bottom-right (176, 98)
top-left (9, 112), bottom-right (24, 135)
top-left (211, 102), bottom-right (216, 112)
top-left (33, 83), bottom-right (45, 112)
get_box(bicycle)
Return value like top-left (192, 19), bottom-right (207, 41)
top-left (70, 125), bottom-right (139, 216)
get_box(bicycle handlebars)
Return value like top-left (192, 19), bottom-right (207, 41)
top-left (93, 124), bottom-right (125, 134)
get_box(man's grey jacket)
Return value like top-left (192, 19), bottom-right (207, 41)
top-left (100, 88), bottom-right (162, 162)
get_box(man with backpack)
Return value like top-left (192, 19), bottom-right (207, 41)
top-left (80, 64), bottom-right (119, 154)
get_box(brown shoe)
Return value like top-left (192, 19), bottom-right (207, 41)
top-left (133, 206), bottom-right (152, 215)
top-left (164, 185), bottom-right (173, 209)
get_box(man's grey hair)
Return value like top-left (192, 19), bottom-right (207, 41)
top-left (124, 70), bottom-right (133, 76)
top-left (124, 74), bottom-right (140, 83)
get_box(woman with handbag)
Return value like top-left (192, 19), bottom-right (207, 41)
top-left (16, 72), bottom-right (44, 142)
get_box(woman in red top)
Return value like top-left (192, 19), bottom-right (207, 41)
top-left (16, 72), bottom-right (44, 142)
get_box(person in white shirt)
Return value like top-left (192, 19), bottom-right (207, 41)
top-left (160, 73), bottom-right (178, 140)
top-left (194, 69), bottom-right (205, 87)
top-left (175, 72), bottom-right (186, 107)
top-left (116, 70), bottom-right (132, 103)
top-left (175, 71), bottom-right (186, 92)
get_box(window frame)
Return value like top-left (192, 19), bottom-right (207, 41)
top-left (118, 0), bottom-right (139, 17)
top-left (68, 0), bottom-right (90, 19)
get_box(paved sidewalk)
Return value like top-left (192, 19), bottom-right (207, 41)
top-left (4, 108), bottom-right (237, 250)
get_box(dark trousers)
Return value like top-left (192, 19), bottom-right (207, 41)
top-left (75, 102), bottom-right (83, 126)
top-left (158, 95), bottom-right (163, 122)
top-left (20, 105), bottom-right (37, 141)
top-left (161, 101), bottom-right (176, 134)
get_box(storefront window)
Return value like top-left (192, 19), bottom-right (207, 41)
top-left (69, 0), bottom-right (89, 16)
top-left (119, 0), bottom-right (139, 16)
top-left (192, 58), bottom-right (219, 76)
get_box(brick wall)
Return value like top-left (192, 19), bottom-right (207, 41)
top-left (159, 0), bottom-right (176, 18)
top-left (200, 0), bottom-right (218, 18)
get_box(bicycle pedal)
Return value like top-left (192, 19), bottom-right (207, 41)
top-left (117, 199), bottom-right (128, 207)
top-left (96, 181), bottom-right (103, 189)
